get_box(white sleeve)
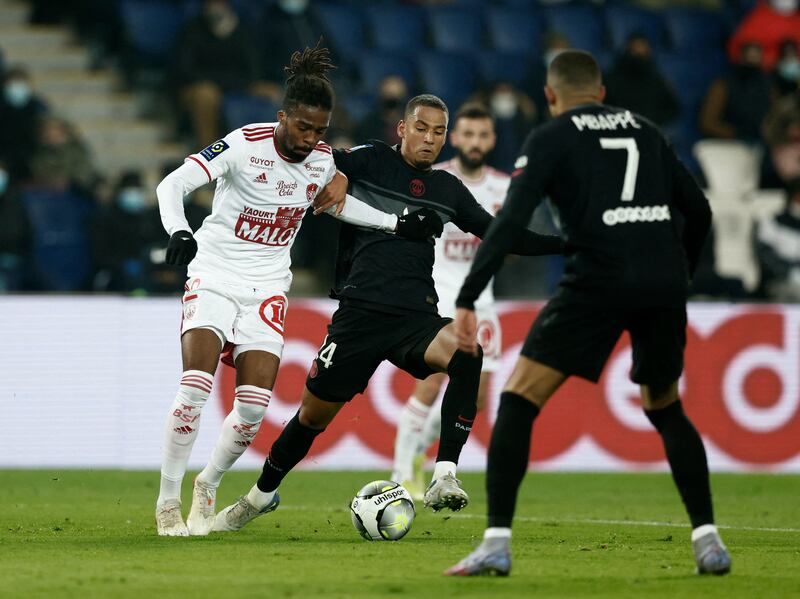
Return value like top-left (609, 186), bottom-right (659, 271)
top-left (156, 160), bottom-right (210, 236)
top-left (186, 129), bottom-right (245, 181)
top-left (327, 194), bottom-right (398, 232)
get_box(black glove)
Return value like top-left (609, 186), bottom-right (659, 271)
top-left (165, 230), bottom-right (198, 266)
top-left (395, 207), bottom-right (444, 240)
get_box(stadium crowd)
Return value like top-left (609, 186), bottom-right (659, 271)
top-left (0, 0), bottom-right (799, 300)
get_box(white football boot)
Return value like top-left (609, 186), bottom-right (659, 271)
top-left (186, 478), bottom-right (216, 536)
top-left (423, 473), bottom-right (469, 512)
top-left (156, 499), bottom-right (189, 536)
top-left (213, 491), bottom-right (280, 532)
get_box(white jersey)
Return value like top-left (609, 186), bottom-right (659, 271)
top-left (183, 123), bottom-right (336, 289)
top-left (432, 159), bottom-right (510, 311)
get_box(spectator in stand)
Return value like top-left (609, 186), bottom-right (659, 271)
top-left (774, 39), bottom-right (800, 97)
top-left (175, 0), bottom-right (271, 147)
top-left (729, 0), bottom-right (800, 71)
top-left (260, 0), bottom-right (330, 83)
top-left (699, 42), bottom-right (773, 143)
top-left (0, 66), bottom-right (47, 183)
top-left (764, 95), bottom-right (800, 186)
top-left (29, 116), bottom-right (97, 194)
top-left (354, 76), bottom-right (408, 145)
top-left (0, 160), bottom-right (30, 291)
top-left (755, 178), bottom-right (800, 301)
top-left (604, 34), bottom-right (680, 127)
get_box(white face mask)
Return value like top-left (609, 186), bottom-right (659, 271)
top-left (779, 57), bottom-right (800, 81)
top-left (279, 0), bottom-right (309, 15)
top-left (490, 92), bottom-right (518, 119)
top-left (4, 81), bottom-right (32, 108)
top-left (770, 0), bottom-right (798, 14)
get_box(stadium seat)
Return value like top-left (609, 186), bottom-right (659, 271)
top-left (486, 7), bottom-right (543, 54)
top-left (428, 7), bottom-right (483, 54)
top-left (366, 5), bottom-right (425, 52)
top-left (658, 52), bottom-right (727, 117)
top-left (418, 51), bottom-right (476, 111)
top-left (120, 0), bottom-right (186, 59)
top-left (316, 3), bottom-right (365, 65)
top-left (477, 51), bottom-right (532, 87)
top-left (358, 52), bottom-right (417, 94)
top-left (20, 189), bottom-right (92, 291)
top-left (605, 5), bottom-right (665, 51)
top-left (342, 93), bottom-right (376, 130)
top-left (543, 5), bottom-right (605, 57)
top-left (223, 94), bottom-right (279, 130)
top-left (664, 9), bottom-right (726, 53)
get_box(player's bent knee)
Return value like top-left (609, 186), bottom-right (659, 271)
top-left (447, 346), bottom-right (483, 377)
top-left (641, 380), bottom-right (679, 411)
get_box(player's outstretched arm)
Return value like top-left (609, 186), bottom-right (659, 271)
top-left (157, 161), bottom-right (211, 266)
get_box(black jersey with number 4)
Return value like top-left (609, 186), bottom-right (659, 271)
top-left (457, 104), bottom-right (712, 309)
top-left (332, 140), bottom-right (563, 314)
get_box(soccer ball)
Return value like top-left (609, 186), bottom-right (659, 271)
top-left (349, 480), bottom-right (416, 541)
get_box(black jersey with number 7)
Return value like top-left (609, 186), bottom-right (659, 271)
top-left (458, 104), bottom-right (712, 310)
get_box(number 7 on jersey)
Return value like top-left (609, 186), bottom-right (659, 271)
top-left (600, 137), bottom-right (639, 202)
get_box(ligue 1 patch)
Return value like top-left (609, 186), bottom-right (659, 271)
top-left (344, 143), bottom-right (372, 153)
top-left (514, 155), bottom-right (528, 169)
top-left (200, 139), bottom-right (230, 161)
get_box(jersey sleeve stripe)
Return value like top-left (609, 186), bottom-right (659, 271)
top-left (242, 126), bottom-right (274, 134)
top-left (244, 134), bottom-right (275, 142)
top-left (187, 155), bottom-right (212, 182)
top-left (312, 146), bottom-right (332, 154)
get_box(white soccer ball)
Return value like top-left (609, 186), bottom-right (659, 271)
top-left (349, 480), bottom-right (416, 541)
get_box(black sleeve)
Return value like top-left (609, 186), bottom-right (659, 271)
top-left (456, 128), bottom-right (560, 308)
top-left (452, 176), bottom-right (564, 258)
top-left (665, 139), bottom-right (712, 276)
top-left (332, 143), bottom-right (378, 181)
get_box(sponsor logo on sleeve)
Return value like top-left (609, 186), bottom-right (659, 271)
top-left (200, 139), bottom-right (230, 161)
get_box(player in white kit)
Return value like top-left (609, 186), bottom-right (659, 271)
top-left (391, 104), bottom-right (510, 497)
top-left (155, 45), bottom-right (438, 536)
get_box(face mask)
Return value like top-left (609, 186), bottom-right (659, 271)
top-left (779, 58), bottom-right (800, 81)
top-left (770, 0), bottom-right (798, 14)
top-left (490, 92), bottom-right (517, 119)
top-left (4, 81), bottom-right (32, 108)
top-left (0, 170), bottom-right (8, 195)
top-left (279, 0), bottom-right (309, 15)
top-left (118, 188), bottom-right (147, 213)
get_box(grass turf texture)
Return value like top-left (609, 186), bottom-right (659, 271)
top-left (1, 471), bottom-right (798, 598)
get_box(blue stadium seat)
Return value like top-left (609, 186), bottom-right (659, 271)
top-left (664, 9), bottom-right (726, 53)
top-left (366, 5), bottom-right (425, 52)
top-left (543, 5), bottom-right (605, 57)
top-left (418, 51), bottom-right (476, 112)
top-left (224, 94), bottom-right (279, 130)
top-left (316, 3), bottom-right (365, 65)
top-left (120, 0), bottom-right (186, 59)
top-left (358, 52), bottom-right (417, 94)
top-left (658, 52), bottom-right (727, 117)
top-left (487, 7), bottom-right (543, 54)
top-left (477, 51), bottom-right (531, 87)
top-left (428, 7), bottom-right (483, 54)
top-left (342, 93), bottom-right (376, 129)
top-left (20, 189), bottom-right (92, 291)
top-left (605, 6), bottom-right (665, 51)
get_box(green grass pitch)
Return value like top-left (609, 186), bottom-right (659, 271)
top-left (1, 470), bottom-right (798, 598)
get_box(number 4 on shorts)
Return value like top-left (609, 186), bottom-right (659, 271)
top-left (317, 336), bottom-right (337, 369)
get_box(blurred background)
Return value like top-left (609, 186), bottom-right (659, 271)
top-left (0, 0), bottom-right (798, 302)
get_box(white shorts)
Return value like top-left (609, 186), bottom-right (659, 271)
top-left (437, 294), bottom-right (501, 373)
top-left (181, 277), bottom-right (287, 361)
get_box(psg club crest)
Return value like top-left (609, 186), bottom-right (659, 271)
top-left (306, 183), bottom-right (319, 202)
top-left (409, 178), bottom-right (425, 197)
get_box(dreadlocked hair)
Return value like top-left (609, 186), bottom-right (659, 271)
top-left (283, 41), bottom-right (336, 114)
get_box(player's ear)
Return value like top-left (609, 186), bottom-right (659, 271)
top-left (544, 85), bottom-right (556, 107)
top-left (597, 85), bottom-right (607, 103)
top-left (277, 110), bottom-right (287, 125)
top-left (397, 119), bottom-right (406, 140)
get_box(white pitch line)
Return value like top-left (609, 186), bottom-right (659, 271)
top-left (279, 505), bottom-right (800, 533)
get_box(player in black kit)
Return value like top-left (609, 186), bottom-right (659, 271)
top-left (445, 51), bottom-right (731, 577)
top-left (213, 94), bottom-right (564, 531)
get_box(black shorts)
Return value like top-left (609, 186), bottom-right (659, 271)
top-left (305, 301), bottom-right (452, 403)
top-left (522, 292), bottom-right (686, 388)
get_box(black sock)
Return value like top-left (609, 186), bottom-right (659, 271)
top-left (436, 348), bottom-right (483, 464)
top-left (487, 391), bottom-right (540, 528)
top-left (645, 400), bottom-right (714, 528)
top-left (256, 412), bottom-right (324, 492)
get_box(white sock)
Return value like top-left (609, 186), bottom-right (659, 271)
top-left (432, 460), bottom-right (457, 481)
top-left (420, 402), bottom-right (442, 451)
top-left (691, 523), bottom-right (719, 541)
top-left (391, 396), bottom-right (431, 482)
top-left (484, 527), bottom-right (512, 540)
top-left (157, 370), bottom-right (213, 506)
top-left (247, 483), bottom-right (276, 510)
top-left (197, 386), bottom-right (271, 487)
